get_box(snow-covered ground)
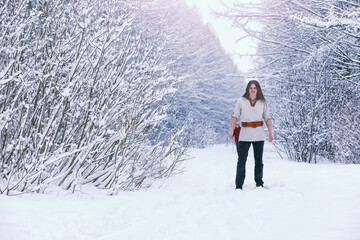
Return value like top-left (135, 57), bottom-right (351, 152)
top-left (1, 143), bottom-right (360, 240)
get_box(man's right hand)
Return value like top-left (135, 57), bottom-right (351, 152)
top-left (228, 130), bottom-right (234, 140)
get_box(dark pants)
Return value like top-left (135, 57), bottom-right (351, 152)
top-left (235, 141), bottom-right (264, 187)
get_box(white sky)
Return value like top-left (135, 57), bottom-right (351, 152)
top-left (184, 0), bottom-right (258, 73)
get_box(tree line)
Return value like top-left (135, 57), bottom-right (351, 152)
top-left (222, 0), bottom-right (360, 163)
top-left (0, 0), bottom-right (241, 195)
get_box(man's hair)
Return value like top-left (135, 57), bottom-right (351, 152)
top-left (242, 80), bottom-right (266, 101)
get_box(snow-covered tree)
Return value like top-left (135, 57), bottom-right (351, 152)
top-left (153, 0), bottom-right (244, 147)
top-left (221, 0), bottom-right (360, 163)
top-left (0, 0), bottom-right (188, 195)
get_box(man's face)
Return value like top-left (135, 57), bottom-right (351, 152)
top-left (249, 84), bottom-right (257, 99)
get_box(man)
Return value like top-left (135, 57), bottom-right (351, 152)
top-left (229, 80), bottom-right (273, 190)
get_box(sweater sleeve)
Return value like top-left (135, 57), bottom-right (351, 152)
top-left (263, 101), bottom-right (271, 121)
top-left (231, 98), bottom-right (242, 120)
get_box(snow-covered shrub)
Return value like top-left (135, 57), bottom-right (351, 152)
top-left (0, 0), bottom-right (188, 195)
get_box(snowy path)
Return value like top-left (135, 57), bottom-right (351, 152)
top-left (1, 143), bottom-right (360, 240)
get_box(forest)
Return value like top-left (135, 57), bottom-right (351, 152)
top-left (221, 0), bottom-right (360, 164)
top-left (1, 0), bottom-right (359, 195)
top-left (0, 0), bottom-right (240, 195)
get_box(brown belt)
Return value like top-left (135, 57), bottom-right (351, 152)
top-left (241, 121), bottom-right (263, 128)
